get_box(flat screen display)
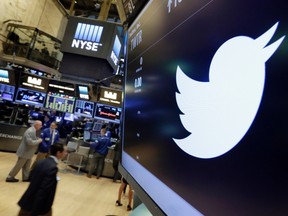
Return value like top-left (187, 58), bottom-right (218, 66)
top-left (15, 87), bottom-right (46, 107)
top-left (0, 68), bottom-right (16, 85)
top-left (92, 122), bottom-right (102, 131)
top-left (0, 83), bottom-right (15, 101)
top-left (94, 103), bottom-right (121, 124)
top-left (45, 92), bottom-right (75, 113)
top-left (63, 112), bottom-right (75, 122)
top-left (122, 0), bottom-right (288, 215)
top-left (0, 69), bottom-right (9, 84)
top-left (98, 86), bottom-right (122, 106)
top-left (74, 99), bottom-right (94, 118)
top-left (19, 73), bottom-right (49, 92)
top-left (48, 80), bottom-right (75, 96)
top-left (109, 34), bottom-right (122, 69)
top-left (78, 85), bottom-right (89, 100)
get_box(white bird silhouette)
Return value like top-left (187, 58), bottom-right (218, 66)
top-left (173, 22), bottom-right (285, 159)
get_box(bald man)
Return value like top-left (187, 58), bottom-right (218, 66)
top-left (6, 120), bottom-right (43, 183)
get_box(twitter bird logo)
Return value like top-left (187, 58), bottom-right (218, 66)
top-left (173, 22), bottom-right (285, 159)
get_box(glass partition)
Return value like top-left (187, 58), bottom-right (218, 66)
top-left (2, 24), bottom-right (62, 70)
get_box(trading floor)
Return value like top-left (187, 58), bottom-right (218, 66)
top-left (0, 151), bottom-right (130, 216)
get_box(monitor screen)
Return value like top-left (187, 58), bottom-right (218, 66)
top-left (94, 103), bottom-right (121, 124)
top-left (45, 92), bottom-right (75, 113)
top-left (63, 112), bottom-right (75, 122)
top-left (83, 130), bottom-right (91, 141)
top-left (98, 86), bottom-right (122, 106)
top-left (15, 87), bottom-right (46, 107)
top-left (122, 0), bottom-right (288, 215)
top-left (0, 83), bottom-right (15, 101)
top-left (78, 85), bottom-right (89, 100)
top-left (0, 69), bottom-right (9, 84)
top-left (92, 122), bottom-right (103, 131)
top-left (85, 121), bottom-right (93, 130)
top-left (74, 99), bottom-right (94, 118)
top-left (109, 34), bottom-right (122, 69)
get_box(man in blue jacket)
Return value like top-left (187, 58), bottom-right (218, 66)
top-left (31, 121), bottom-right (60, 170)
top-left (87, 127), bottom-right (112, 179)
top-left (18, 143), bottom-right (67, 216)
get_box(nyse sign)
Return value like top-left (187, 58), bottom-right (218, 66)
top-left (71, 40), bottom-right (101, 51)
top-left (71, 23), bottom-right (104, 52)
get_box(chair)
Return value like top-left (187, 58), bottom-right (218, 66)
top-left (63, 141), bottom-right (78, 171)
top-left (73, 146), bottom-right (90, 174)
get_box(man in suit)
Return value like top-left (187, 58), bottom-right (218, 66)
top-left (6, 120), bottom-right (43, 182)
top-left (30, 121), bottom-right (60, 170)
top-left (18, 143), bottom-right (67, 216)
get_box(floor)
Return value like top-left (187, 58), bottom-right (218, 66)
top-left (0, 151), bottom-right (131, 216)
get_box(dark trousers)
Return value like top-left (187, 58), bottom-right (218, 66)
top-left (18, 208), bottom-right (52, 216)
top-left (88, 152), bottom-right (105, 178)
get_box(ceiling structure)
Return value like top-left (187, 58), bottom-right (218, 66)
top-left (57, 0), bottom-right (149, 27)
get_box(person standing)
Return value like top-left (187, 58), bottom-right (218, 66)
top-left (30, 121), bottom-right (60, 170)
top-left (116, 177), bottom-right (133, 211)
top-left (42, 114), bottom-right (51, 130)
top-left (18, 143), bottom-right (67, 216)
top-left (6, 120), bottom-right (43, 183)
top-left (87, 128), bottom-right (112, 179)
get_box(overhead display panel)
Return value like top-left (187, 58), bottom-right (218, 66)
top-left (122, 0), bottom-right (288, 215)
top-left (15, 87), bottom-right (46, 107)
top-left (0, 68), bottom-right (15, 85)
top-left (19, 73), bottom-right (49, 92)
top-left (94, 103), bottom-right (122, 124)
top-left (48, 80), bottom-right (75, 96)
top-left (98, 86), bottom-right (123, 107)
top-left (45, 92), bottom-right (75, 113)
top-left (60, 16), bottom-right (116, 59)
top-left (74, 99), bottom-right (94, 118)
top-left (106, 29), bottom-right (124, 71)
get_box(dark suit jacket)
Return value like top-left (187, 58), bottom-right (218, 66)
top-left (18, 157), bottom-right (58, 216)
top-left (39, 128), bottom-right (60, 153)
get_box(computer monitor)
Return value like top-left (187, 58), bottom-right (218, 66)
top-left (15, 87), bottom-right (46, 107)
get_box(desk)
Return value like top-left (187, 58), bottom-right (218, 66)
top-left (66, 138), bottom-right (116, 178)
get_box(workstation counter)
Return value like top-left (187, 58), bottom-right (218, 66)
top-left (65, 137), bottom-right (117, 178)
